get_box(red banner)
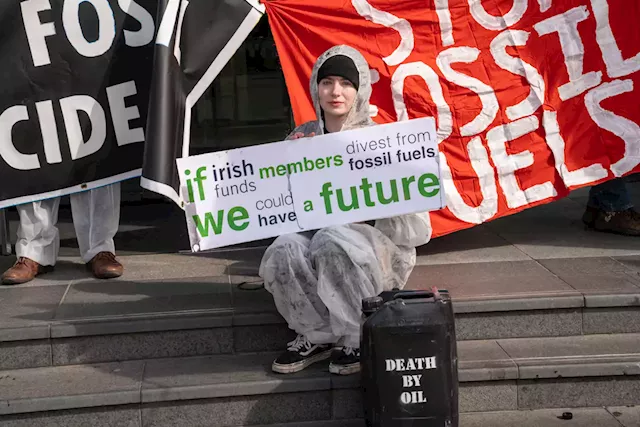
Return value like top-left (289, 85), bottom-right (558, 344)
top-left (263, 0), bottom-right (640, 238)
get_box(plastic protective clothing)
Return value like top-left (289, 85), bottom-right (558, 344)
top-left (16, 183), bottom-right (121, 266)
top-left (259, 45), bottom-right (431, 348)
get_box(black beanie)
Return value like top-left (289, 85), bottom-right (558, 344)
top-left (316, 55), bottom-right (360, 90)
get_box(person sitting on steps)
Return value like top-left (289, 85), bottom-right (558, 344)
top-left (259, 45), bottom-right (431, 376)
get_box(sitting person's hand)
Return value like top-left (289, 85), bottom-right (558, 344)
top-left (290, 131), bottom-right (316, 139)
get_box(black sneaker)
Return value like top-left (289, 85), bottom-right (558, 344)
top-left (272, 335), bottom-right (332, 374)
top-left (329, 346), bottom-right (361, 375)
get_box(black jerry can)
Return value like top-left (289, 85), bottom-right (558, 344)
top-left (360, 287), bottom-right (458, 427)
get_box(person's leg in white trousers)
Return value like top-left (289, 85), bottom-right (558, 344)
top-left (3, 184), bottom-right (122, 285)
top-left (70, 183), bottom-right (120, 263)
top-left (15, 197), bottom-right (61, 267)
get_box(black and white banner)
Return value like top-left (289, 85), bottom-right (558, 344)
top-left (0, 0), bottom-right (263, 209)
top-left (141, 0), bottom-right (265, 205)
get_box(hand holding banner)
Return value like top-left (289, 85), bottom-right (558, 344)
top-left (177, 117), bottom-right (442, 251)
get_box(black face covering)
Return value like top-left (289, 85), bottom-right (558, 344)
top-left (316, 55), bottom-right (360, 90)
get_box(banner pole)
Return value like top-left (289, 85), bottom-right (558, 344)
top-left (0, 209), bottom-right (11, 256)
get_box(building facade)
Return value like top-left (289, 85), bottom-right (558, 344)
top-left (190, 16), bottom-right (294, 154)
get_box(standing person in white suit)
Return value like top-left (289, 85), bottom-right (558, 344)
top-left (260, 45), bottom-right (431, 376)
top-left (2, 183), bottom-right (124, 285)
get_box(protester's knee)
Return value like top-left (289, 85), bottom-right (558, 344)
top-left (263, 234), bottom-right (309, 267)
top-left (310, 226), bottom-right (349, 261)
top-left (275, 234), bottom-right (308, 252)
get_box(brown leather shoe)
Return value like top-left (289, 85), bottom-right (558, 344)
top-left (583, 206), bottom-right (640, 236)
top-left (87, 252), bottom-right (123, 279)
top-left (2, 257), bottom-right (54, 285)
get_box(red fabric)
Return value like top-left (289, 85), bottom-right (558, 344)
top-left (263, 0), bottom-right (640, 237)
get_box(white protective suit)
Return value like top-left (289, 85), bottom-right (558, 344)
top-left (259, 46), bottom-right (431, 349)
top-left (16, 183), bottom-right (121, 266)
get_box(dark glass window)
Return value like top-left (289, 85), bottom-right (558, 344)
top-left (190, 16), bottom-right (294, 154)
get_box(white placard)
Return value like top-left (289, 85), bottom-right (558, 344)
top-left (176, 117), bottom-right (443, 251)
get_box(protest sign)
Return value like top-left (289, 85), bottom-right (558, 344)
top-left (0, 0), bottom-right (263, 208)
top-left (264, 0), bottom-right (640, 238)
top-left (0, 0), bottom-right (155, 208)
top-left (141, 0), bottom-right (265, 204)
top-left (176, 117), bottom-right (442, 251)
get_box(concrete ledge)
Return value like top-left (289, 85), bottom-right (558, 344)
top-left (517, 376), bottom-right (640, 410)
top-left (584, 293), bottom-right (640, 308)
top-left (142, 377), bottom-right (332, 403)
top-left (242, 407), bottom-right (640, 427)
top-left (0, 406), bottom-right (630, 427)
top-left (0, 361), bottom-right (144, 415)
top-left (460, 407), bottom-right (625, 426)
top-left (2, 371), bottom-right (639, 417)
top-left (1, 334), bottom-right (639, 416)
top-left (459, 360), bottom-right (519, 382)
top-left (50, 310), bottom-right (233, 338)
top-left (0, 391), bottom-right (140, 416)
top-left (0, 325), bottom-right (49, 342)
top-left (1, 291), bottom-right (636, 343)
top-left (252, 421), bottom-right (364, 427)
top-left (518, 356), bottom-right (640, 379)
top-left (453, 294), bottom-right (584, 314)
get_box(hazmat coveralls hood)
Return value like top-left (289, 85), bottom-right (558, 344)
top-left (297, 45), bottom-right (375, 134)
top-left (259, 45), bottom-right (432, 349)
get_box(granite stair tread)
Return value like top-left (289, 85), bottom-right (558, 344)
top-left (1, 274), bottom-right (638, 342)
top-left (249, 407), bottom-right (640, 427)
top-left (2, 333), bottom-right (640, 416)
top-left (459, 407), bottom-right (640, 427)
top-left (1, 281), bottom-right (639, 371)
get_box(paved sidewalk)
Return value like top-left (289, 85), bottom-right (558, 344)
top-left (460, 407), bottom-right (640, 427)
top-left (0, 184), bottom-right (638, 324)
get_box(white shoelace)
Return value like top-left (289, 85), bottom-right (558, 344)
top-left (287, 335), bottom-right (312, 352)
top-left (343, 347), bottom-right (359, 357)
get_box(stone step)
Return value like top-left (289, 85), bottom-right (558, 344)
top-left (250, 407), bottom-right (640, 427)
top-left (1, 333), bottom-right (639, 425)
top-left (2, 249), bottom-right (639, 370)
top-left (460, 407), bottom-right (640, 427)
top-left (1, 408), bottom-right (639, 427)
top-left (1, 277), bottom-right (639, 370)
